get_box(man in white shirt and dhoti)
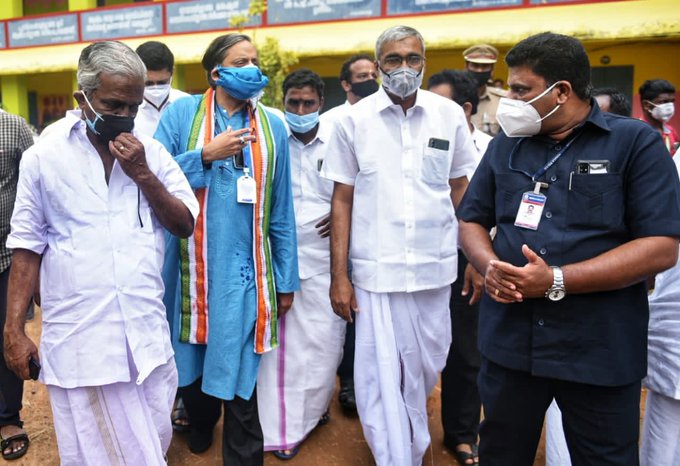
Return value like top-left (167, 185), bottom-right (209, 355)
top-left (2, 41), bottom-right (198, 466)
top-left (257, 68), bottom-right (346, 460)
top-left (322, 25), bottom-right (478, 466)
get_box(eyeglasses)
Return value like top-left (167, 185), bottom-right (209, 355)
top-left (381, 54), bottom-right (424, 68)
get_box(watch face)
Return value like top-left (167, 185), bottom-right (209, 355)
top-left (548, 289), bottom-right (566, 301)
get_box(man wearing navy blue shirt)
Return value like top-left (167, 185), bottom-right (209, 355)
top-left (458, 32), bottom-right (680, 465)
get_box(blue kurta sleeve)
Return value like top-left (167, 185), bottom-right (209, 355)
top-left (266, 111), bottom-right (300, 293)
top-left (154, 95), bottom-right (212, 189)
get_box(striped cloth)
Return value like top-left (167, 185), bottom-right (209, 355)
top-left (179, 87), bottom-right (279, 354)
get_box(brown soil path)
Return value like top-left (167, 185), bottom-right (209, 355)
top-left (15, 307), bottom-right (556, 465)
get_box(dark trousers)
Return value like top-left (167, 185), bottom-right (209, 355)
top-left (181, 377), bottom-right (264, 466)
top-left (337, 318), bottom-right (355, 385)
top-left (441, 253), bottom-right (481, 447)
top-left (478, 357), bottom-right (641, 466)
top-left (0, 267), bottom-right (23, 428)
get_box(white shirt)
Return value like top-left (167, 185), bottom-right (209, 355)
top-left (134, 88), bottom-right (189, 138)
top-left (289, 120), bottom-right (334, 279)
top-left (322, 87), bottom-right (478, 293)
top-left (320, 100), bottom-right (351, 127)
top-left (644, 154), bottom-right (680, 399)
top-left (471, 126), bottom-right (493, 176)
top-left (7, 110), bottom-right (199, 388)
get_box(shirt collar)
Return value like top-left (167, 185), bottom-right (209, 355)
top-left (64, 109), bottom-right (86, 136)
top-left (375, 85), bottom-right (425, 113)
top-left (287, 119), bottom-right (328, 146)
top-left (582, 97), bottom-right (611, 132)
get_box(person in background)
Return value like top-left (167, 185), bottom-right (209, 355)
top-left (428, 68), bottom-right (489, 465)
top-left (640, 153), bottom-right (680, 465)
top-left (639, 79), bottom-right (678, 156)
top-left (321, 53), bottom-right (379, 414)
top-left (155, 33), bottom-right (298, 465)
top-left (324, 25), bottom-right (478, 466)
top-left (0, 108), bottom-right (34, 461)
top-left (463, 44), bottom-right (507, 136)
top-left (592, 87), bottom-right (632, 117)
top-left (134, 41), bottom-right (190, 138)
top-left (4, 40), bottom-right (197, 465)
top-left (257, 68), bottom-right (345, 460)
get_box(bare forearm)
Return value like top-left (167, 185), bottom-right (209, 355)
top-left (5, 249), bottom-right (40, 333)
top-left (563, 236), bottom-right (678, 294)
top-left (136, 172), bottom-right (194, 238)
top-left (459, 220), bottom-right (497, 275)
top-left (449, 176), bottom-right (469, 211)
top-left (330, 185), bottom-right (353, 280)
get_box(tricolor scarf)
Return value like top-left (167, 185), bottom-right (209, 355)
top-left (179, 87), bottom-right (279, 354)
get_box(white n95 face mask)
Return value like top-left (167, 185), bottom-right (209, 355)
top-left (144, 84), bottom-right (171, 109)
top-left (496, 81), bottom-right (561, 138)
top-left (649, 102), bottom-right (675, 123)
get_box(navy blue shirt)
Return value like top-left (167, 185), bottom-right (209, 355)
top-left (458, 101), bottom-right (680, 386)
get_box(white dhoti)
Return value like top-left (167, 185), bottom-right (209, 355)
top-left (545, 400), bottom-right (572, 466)
top-left (354, 285), bottom-right (451, 466)
top-left (257, 272), bottom-right (346, 450)
top-left (47, 358), bottom-right (177, 466)
top-left (640, 389), bottom-right (680, 465)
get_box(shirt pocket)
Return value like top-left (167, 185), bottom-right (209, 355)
top-left (494, 173), bottom-right (533, 222)
top-left (567, 173), bottom-right (624, 229)
top-left (214, 162), bottom-right (235, 199)
top-left (421, 146), bottom-right (450, 186)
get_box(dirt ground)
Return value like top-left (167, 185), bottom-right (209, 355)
top-left (14, 307), bottom-right (644, 466)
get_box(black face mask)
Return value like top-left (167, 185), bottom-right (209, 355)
top-left (350, 79), bottom-right (379, 98)
top-left (470, 70), bottom-right (492, 87)
top-left (81, 91), bottom-right (135, 144)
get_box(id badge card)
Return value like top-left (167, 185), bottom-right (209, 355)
top-left (514, 191), bottom-right (546, 230)
top-left (237, 174), bottom-right (256, 204)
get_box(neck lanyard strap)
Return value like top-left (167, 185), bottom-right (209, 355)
top-left (508, 130), bottom-right (583, 182)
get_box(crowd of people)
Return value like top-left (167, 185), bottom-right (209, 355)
top-left (0, 23), bottom-right (678, 466)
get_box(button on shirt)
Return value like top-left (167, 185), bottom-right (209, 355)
top-left (458, 102), bottom-right (680, 386)
top-left (7, 110), bottom-right (199, 388)
top-left (289, 118), bottom-right (334, 279)
top-left (322, 87), bottom-right (478, 293)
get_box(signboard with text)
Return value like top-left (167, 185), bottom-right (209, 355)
top-left (268, 0), bottom-right (380, 25)
top-left (387, 0), bottom-right (520, 15)
top-left (81, 4), bottom-right (163, 41)
top-left (8, 14), bottom-right (78, 48)
top-left (166, 0), bottom-right (261, 34)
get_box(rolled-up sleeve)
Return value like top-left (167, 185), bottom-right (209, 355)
top-left (7, 150), bottom-right (47, 254)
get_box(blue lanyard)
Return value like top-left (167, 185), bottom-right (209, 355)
top-left (508, 131), bottom-right (583, 182)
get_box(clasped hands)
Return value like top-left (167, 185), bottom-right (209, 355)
top-left (484, 244), bottom-right (555, 303)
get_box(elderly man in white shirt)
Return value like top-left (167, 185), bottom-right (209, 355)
top-left (257, 68), bottom-right (346, 460)
top-left (323, 25), bottom-right (478, 466)
top-left (3, 41), bottom-right (198, 466)
top-left (134, 40), bottom-right (190, 138)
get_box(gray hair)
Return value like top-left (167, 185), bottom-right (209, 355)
top-left (375, 26), bottom-right (425, 60)
top-left (77, 41), bottom-right (147, 96)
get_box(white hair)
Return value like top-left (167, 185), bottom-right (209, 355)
top-left (77, 41), bottom-right (146, 96)
top-left (375, 26), bottom-right (425, 60)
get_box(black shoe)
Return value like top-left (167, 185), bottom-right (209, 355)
top-left (188, 426), bottom-right (213, 454)
top-left (338, 383), bottom-right (357, 414)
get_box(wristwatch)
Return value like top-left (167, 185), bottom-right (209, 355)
top-left (545, 266), bottom-right (566, 301)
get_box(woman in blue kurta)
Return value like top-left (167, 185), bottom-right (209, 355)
top-left (155, 34), bottom-right (298, 465)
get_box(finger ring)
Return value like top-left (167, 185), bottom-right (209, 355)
top-left (119, 145), bottom-right (125, 151)
top-left (495, 289), bottom-right (500, 296)
top-left (239, 136), bottom-right (246, 145)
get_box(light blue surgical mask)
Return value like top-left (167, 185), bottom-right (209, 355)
top-left (214, 64), bottom-right (269, 101)
top-left (285, 111), bottom-right (319, 134)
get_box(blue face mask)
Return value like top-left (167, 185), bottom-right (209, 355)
top-left (285, 111), bottom-right (320, 134)
top-left (214, 64), bottom-right (269, 100)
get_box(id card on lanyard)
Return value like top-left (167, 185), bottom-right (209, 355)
top-left (509, 131), bottom-right (582, 230)
top-left (216, 106), bottom-right (257, 204)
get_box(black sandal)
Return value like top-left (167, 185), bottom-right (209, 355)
top-left (171, 397), bottom-right (191, 433)
top-left (453, 443), bottom-right (479, 465)
top-left (0, 431), bottom-right (29, 461)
